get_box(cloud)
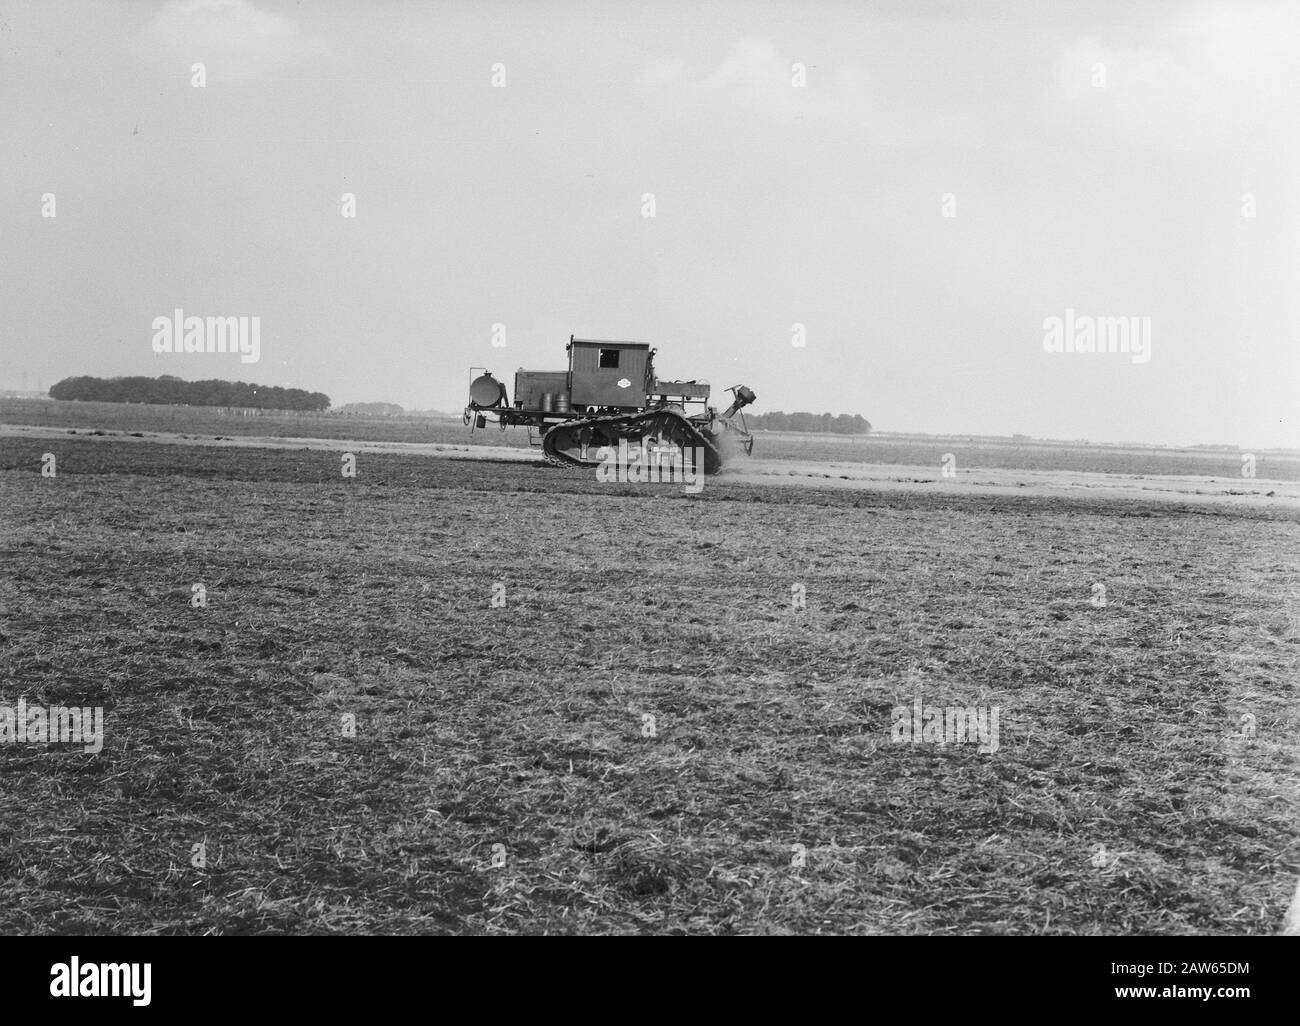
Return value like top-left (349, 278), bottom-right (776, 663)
top-left (1048, 3), bottom-right (1300, 146)
top-left (640, 36), bottom-right (873, 129)
top-left (1185, 2), bottom-right (1300, 78)
top-left (143, 0), bottom-right (328, 83)
top-left (637, 35), bottom-right (981, 149)
top-left (695, 36), bottom-right (798, 99)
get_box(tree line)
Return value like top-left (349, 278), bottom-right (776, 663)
top-left (745, 411), bottom-right (872, 434)
top-left (44, 377), bottom-right (869, 429)
top-left (48, 375), bottom-right (331, 411)
top-left (334, 401), bottom-right (404, 416)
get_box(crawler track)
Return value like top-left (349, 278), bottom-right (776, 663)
top-left (541, 408), bottom-right (725, 475)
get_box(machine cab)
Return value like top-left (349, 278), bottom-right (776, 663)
top-left (567, 338), bottom-right (651, 410)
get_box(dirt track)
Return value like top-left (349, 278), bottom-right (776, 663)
top-left (4, 421), bottom-right (1297, 510)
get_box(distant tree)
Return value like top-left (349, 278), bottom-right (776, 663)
top-left (335, 402), bottom-right (404, 416)
top-left (47, 375), bottom-right (330, 411)
top-left (747, 409), bottom-right (871, 434)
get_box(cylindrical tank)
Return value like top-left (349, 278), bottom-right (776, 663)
top-left (469, 373), bottom-right (506, 409)
top-left (541, 393), bottom-right (554, 412)
top-left (554, 393), bottom-right (570, 413)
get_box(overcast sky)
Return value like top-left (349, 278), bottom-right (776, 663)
top-left (2, 0), bottom-right (1297, 446)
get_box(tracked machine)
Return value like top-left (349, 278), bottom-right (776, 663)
top-left (464, 337), bottom-right (756, 475)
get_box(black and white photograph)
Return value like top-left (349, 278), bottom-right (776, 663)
top-left (0, 0), bottom-right (1297, 991)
